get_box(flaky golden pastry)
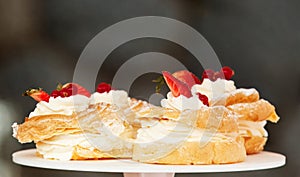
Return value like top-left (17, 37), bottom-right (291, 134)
top-left (129, 100), bottom-right (238, 133)
top-left (133, 132), bottom-right (246, 164)
top-left (227, 99), bottom-right (279, 122)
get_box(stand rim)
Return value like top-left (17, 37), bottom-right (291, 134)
top-left (12, 149), bottom-right (285, 173)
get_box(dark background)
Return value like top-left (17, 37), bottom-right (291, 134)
top-left (0, 0), bottom-right (299, 177)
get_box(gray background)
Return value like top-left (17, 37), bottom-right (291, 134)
top-left (0, 0), bottom-right (299, 177)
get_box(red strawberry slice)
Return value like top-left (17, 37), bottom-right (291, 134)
top-left (23, 88), bottom-right (50, 102)
top-left (201, 66), bottom-right (235, 81)
top-left (162, 71), bottom-right (192, 98)
top-left (172, 70), bottom-right (201, 88)
top-left (96, 82), bottom-right (112, 93)
top-left (202, 69), bottom-right (215, 80)
top-left (62, 83), bottom-right (91, 97)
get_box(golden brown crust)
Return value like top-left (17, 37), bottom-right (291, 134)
top-left (16, 114), bottom-right (81, 143)
top-left (224, 88), bottom-right (260, 106)
top-left (129, 100), bottom-right (238, 133)
top-left (227, 99), bottom-right (279, 122)
top-left (133, 135), bottom-right (246, 164)
top-left (243, 136), bottom-right (267, 154)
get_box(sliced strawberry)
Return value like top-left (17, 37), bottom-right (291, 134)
top-left (96, 82), bottom-right (112, 93)
top-left (23, 88), bottom-right (50, 102)
top-left (62, 83), bottom-right (91, 97)
top-left (197, 92), bottom-right (209, 106)
top-left (50, 90), bottom-right (60, 98)
top-left (213, 71), bottom-right (225, 81)
top-left (202, 66), bottom-right (235, 81)
top-left (162, 71), bottom-right (192, 98)
top-left (172, 70), bottom-right (201, 88)
top-left (202, 69), bottom-right (215, 80)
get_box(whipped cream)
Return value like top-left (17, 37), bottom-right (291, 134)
top-left (37, 132), bottom-right (133, 161)
top-left (90, 90), bottom-right (129, 108)
top-left (192, 78), bottom-right (236, 102)
top-left (136, 119), bottom-right (237, 144)
top-left (161, 92), bottom-right (205, 111)
top-left (238, 120), bottom-right (268, 137)
top-left (28, 95), bottom-right (90, 118)
top-left (161, 78), bottom-right (236, 110)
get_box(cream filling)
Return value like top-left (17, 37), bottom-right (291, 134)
top-left (136, 119), bottom-right (238, 145)
top-left (238, 120), bottom-right (268, 137)
top-left (28, 95), bottom-right (90, 118)
top-left (160, 92), bottom-right (205, 111)
top-left (36, 133), bottom-right (133, 161)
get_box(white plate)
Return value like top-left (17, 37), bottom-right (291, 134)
top-left (12, 149), bottom-right (285, 173)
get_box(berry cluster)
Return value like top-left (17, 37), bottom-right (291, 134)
top-left (24, 82), bottom-right (112, 102)
top-left (162, 66), bottom-right (235, 106)
top-left (202, 66), bottom-right (234, 81)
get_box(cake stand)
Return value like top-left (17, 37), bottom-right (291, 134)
top-left (12, 149), bottom-right (285, 177)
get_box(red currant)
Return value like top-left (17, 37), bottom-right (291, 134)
top-left (97, 82), bottom-right (112, 93)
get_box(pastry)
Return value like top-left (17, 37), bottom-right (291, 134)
top-left (13, 83), bottom-right (134, 160)
top-left (159, 67), bottom-right (280, 155)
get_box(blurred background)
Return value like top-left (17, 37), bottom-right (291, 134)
top-left (1, 0), bottom-right (299, 177)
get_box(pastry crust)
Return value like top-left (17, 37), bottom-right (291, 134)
top-left (129, 100), bottom-right (239, 133)
top-left (223, 88), bottom-right (259, 106)
top-left (133, 135), bottom-right (246, 164)
top-left (243, 136), bottom-right (267, 154)
top-left (227, 99), bottom-right (279, 122)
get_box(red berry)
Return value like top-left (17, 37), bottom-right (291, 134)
top-left (62, 83), bottom-right (91, 97)
top-left (202, 66), bottom-right (234, 81)
top-left (50, 90), bottom-right (60, 98)
top-left (213, 71), bottom-right (225, 81)
top-left (97, 82), bottom-right (112, 93)
top-left (172, 70), bottom-right (201, 88)
top-left (202, 69), bottom-right (215, 80)
top-left (59, 85), bottom-right (78, 97)
top-left (23, 88), bottom-right (50, 102)
top-left (162, 71), bottom-right (192, 98)
top-left (221, 66), bottom-right (234, 80)
top-left (197, 92), bottom-right (209, 106)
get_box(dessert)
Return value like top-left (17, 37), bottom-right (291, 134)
top-left (13, 83), bottom-right (134, 160)
top-left (159, 67), bottom-right (279, 155)
top-left (12, 66), bottom-right (279, 164)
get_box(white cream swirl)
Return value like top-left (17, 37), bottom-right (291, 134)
top-left (28, 95), bottom-right (90, 118)
top-left (161, 78), bottom-right (236, 111)
top-left (238, 120), bottom-right (268, 137)
top-left (90, 90), bottom-right (129, 108)
top-left (136, 119), bottom-right (238, 144)
top-left (36, 132), bottom-right (132, 161)
top-left (160, 92), bottom-right (205, 111)
top-left (192, 78), bottom-right (236, 101)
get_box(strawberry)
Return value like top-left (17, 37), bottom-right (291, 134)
top-left (50, 83), bottom-right (91, 98)
top-left (96, 82), bottom-right (112, 93)
top-left (50, 90), bottom-right (60, 98)
top-left (202, 69), bottom-right (215, 80)
top-left (162, 71), bottom-right (192, 98)
top-left (23, 88), bottom-right (50, 102)
top-left (202, 66), bottom-right (234, 81)
top-left (172, 70), bottom-right (201, 88)
top-left (197, 92), bottom-right (209, 106)
top-left (62, 83), bottom-right (91, 97)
